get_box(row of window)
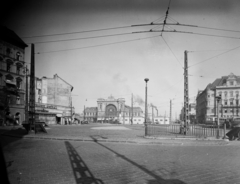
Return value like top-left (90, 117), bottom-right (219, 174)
top-left (208, 91), bottom-right (240, 98)
top-left (84, 112), bottom-right (142, 116)
top-left (0, 74), bottom-right (23, 89)
top-left (0, 60), bottom-right (25, 75)
top-left (0, 45), bottom-right (23, 61)
top-left (209, 109), bottom-right (240, 113)
top-left (208, 99), bottom-right (239, 106)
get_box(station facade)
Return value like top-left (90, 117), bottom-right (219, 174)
top-left (84, 95), bottom-right (144, 124)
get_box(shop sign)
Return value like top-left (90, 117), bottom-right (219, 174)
top-left (36, 103), bottom-right (57, 109)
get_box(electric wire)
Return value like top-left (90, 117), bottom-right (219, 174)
top-left (161, 36), bottom-right (183, 68)
top-left (132, 30), bottom-right (240, 40)
top-left (188, 45), bottom-right (240, 68)
top-left (36, 34), bottom-right (160, 54)
top-left (21, 25), bottom-right (132, 38)
top-left (27, 32), bottom-right (134, 44)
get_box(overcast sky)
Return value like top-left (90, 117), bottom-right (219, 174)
top-left (2, 0), bottom-right (240, 117)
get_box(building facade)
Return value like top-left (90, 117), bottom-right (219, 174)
top-left (34, 74), bottom-right (74, 125)
top-left (84, 95), bottom-right (144, 124)
top-left (153, 117), bottom-right (170, 124)
top-left (196, 73), bottom-right (240, 124)
top-left (0, 26), bottom-right (28, 125)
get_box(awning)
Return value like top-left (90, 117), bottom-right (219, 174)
top-left (5, 80), bottom-right (16, 86)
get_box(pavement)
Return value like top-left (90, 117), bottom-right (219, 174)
top-left (1, 124), bottom-right (240, 184)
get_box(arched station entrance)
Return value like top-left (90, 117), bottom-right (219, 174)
top-left (105, 104), bottom-right (117, 120)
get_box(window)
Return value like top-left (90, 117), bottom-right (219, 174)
top-left (230, 100), bottom-right (233, 106)
top-left (224, 91), bottom-right (227, 97)
top-left (16, 77), bottom-right (22, 89)
top-left (16, 96), bottom-right (20, 104)
top-left (7, 62), bottom-right (11, 72)
top-left (230, 81), bottom-right (233, 85)
top-left (0, 73), bottom-right (3, 86)
top-left (224, 109), bottom-right (228, 113)
top-left (230, 91), bottom-right (233, 97)
top-left (16, 52), bottom-right (21, 60)
top-left (224, 100), bottom-right (228, 105)
top-left (236, 100), bottom-right (239, 105)
top-left (6, 48), bottom-right (10, 56)
top-left (38, 97), bottom-right (41, 103)
top-left (38, 89), bottom-right (41, 95)
top-left (16, 63), bottom-right (22, 75)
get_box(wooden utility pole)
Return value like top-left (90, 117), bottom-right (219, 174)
top-left (29, 44), bottom-right (35, 133)
top-left (184, 50), bottom-right (189, 128)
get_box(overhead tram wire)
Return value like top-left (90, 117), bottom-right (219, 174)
top-left (36, 34), bottom-right (160, 54)
top-left (21, 25), bottom-right (132, 38)
top-left (21, 15), bottom-right (166, 39)
top-left (26, 32), bottom-right (134, 44)
top-left (188, 45), bottom-right (240, 68)
top-left (132, 30), bottom-right (240, 40)
top-left (131, 23), bottom-right (240, 33)
top-left (161, 36), bottom-right (183, 69)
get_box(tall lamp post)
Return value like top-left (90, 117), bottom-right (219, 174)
top-left (144, 78), bottom-right (149, 125)
top-left (216, 95), bottom-right (221, 139)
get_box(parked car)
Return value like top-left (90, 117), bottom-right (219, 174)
top-left (81, 120), bottom-right (88, 124)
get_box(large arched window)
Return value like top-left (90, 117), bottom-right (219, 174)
top-left (5, 74), bottom-right (13, 81)
top-left (105, 104), bottom-right (117, 118)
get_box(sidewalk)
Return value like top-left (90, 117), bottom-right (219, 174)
top-left (0, 124), bottom-right (230, 146)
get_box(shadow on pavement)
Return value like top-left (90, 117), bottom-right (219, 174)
top-left (65, 141), bottom-right (104, 184)
top-left (0, 126), bottom-right (28, 184)
top-left (90, 136), bottom-right (186, 184)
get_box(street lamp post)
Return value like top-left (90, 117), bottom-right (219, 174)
top-left (144, 78), bottom-right (149, 125)
top-left (216, 95), bottom-right (221, 139)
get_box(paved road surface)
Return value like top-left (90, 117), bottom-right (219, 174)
top-left (1, 135), bottom-right (240, 184)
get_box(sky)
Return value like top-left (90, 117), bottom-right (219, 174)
top-left (2, 0), bottom-right (240, 118)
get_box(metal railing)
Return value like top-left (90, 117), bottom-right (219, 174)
top-left (145, 124), bottom-right (229, 138)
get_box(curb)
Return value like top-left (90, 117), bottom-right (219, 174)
top-left (0, 132), bottom-right (229, 146)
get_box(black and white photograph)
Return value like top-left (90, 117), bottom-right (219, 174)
top-left (1, 0), bottom-right (240, 183)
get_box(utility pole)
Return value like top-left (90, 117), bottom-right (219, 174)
top-left (152, 105), bottom-right (154, 123)
top-left (184, 50), bottom-right (189, 131)
top-left (70, 96), bottom-right (72, 123)
top-left (25, 65), bottom-right (29, 126)
top-left (131, 93), bottom-right (133, 125)
top-left (164, 111), bottom-right (166, 124)
top-left (170, 99), bottom-right (172, 124)
top-left (83, 105), bottom-right (85, 121)
top-left (29, 44), bottom-right (35, 133)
